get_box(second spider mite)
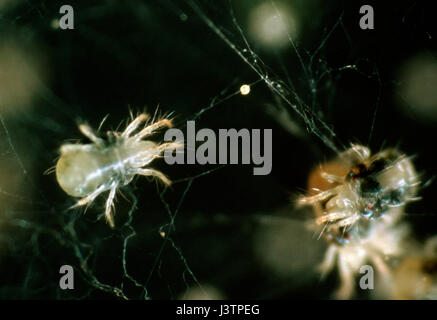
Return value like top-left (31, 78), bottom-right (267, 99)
top-left (55, 113), bottom-right (180, 228)
top-left (298, 144), bottom-right (420, 298)
top-left (299, 144), bottom-right (419, 242)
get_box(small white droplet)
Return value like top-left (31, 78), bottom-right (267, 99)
top-left (240, 84), bottom-right (251, 96)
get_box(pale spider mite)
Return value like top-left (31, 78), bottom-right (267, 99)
top-left (299, 144), bottom-right (420, 245)
top-left (55, 113), bottom-right (180, 228)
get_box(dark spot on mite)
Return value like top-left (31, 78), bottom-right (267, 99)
top-left (347, 163), bottom-right (367, 180)
top-left (368, 158), bottom-right (389, 175)
top-left (422, 259), bottom-right (437, 274)
top-left (387, 190), bottom-right (403, 205)
top-left (360, 177), bottom-right (381, 195)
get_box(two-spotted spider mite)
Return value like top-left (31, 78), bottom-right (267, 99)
top-left (55, 113), bottom-right (180, 228)
top-left (299, 144), bottom-right (419, 244)
top-left (298, 144), bottom-right (420, 298)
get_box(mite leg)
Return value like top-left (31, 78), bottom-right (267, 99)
top-left (135, 168), bottom-right (172, 186)
top-left (133, 119), bottom-right (172, 141)
top-left (316, 211), bottom-right (351, 225)
top-left (122, 113), bottom-right (149, 138)
top-left (158, 141), bottom-right (184, 154)
top-left (130, 141), bottom-right (184, 168)
top-left (144, 142), bottom-right (184, 164)
top-left (336, 253), bottom-right (355, 299)
top-left (79, 124), bottom-right (105, 146)
top-left (336, 214), bottom-right (360, 228)
top-left (371, 253), bottom-right (392, 291)
top-left (104, 184), bottom-right (118, 228)
top-left (298, 187), bottom-right (338, 206)
top-left (70, 185), bottom-right (107, 209)
top-left (318, 244), bottom-right (338, 278)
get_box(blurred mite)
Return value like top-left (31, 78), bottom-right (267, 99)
top-left (298, 144), bottom-right (420, 299)
top-left (49, 112), bottom-right (181, 228)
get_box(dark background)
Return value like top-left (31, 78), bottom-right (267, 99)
top-left (0, 0), bottom-right (436, 299)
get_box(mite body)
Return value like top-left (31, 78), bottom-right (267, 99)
top-left (57, 139), bottom-right (162, 197)
top-left (56, 113), bottom-right (179, 228)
